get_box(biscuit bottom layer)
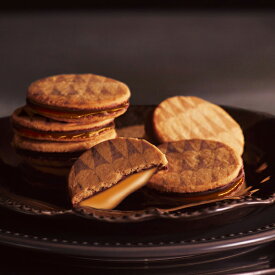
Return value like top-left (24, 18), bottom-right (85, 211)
top-left (15, 147), bottom-right (84, 159)
top-left (15, 125), bottom-right (114, 141)
top-left (79, 168), bottom-right (157, 210)
top-left (146, 168), bottom-right (245, 204)
top-left (27, 100), bottom-right (129, 119)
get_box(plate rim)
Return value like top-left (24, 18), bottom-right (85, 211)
top-left (0, 105), bottom-right (274, 259)
top-left (0, 220), bottom-right (274, 259)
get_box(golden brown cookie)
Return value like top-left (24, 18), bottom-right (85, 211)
top-left (116, 125), bottom-right (145, 139)
top-left (147, 139), bottom-right (245, 203)
top-left (152, 96), bottom-right (244, 155)
top-left (68, 137), bottom-right (168, 207)
top-left (12, 106), bottom-right (115, 142)
top-left (26, 74), bottom-right (131, 123)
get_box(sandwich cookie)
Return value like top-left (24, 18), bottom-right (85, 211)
top-left (26, 74), bottom-right (130, 123)
top-left (68, 137), bottom-right (168, 209)
top-left (151, 96), bottom-right (244, 155)
top-left (12, 106), bottom-right (115, 142)
top-left (12, 131), bottom-right (116, 169)
top-left (146, 139), bottom-right (245, 204)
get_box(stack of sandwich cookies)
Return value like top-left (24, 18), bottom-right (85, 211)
top-left (146, 139), bottom-right (245, 205)
top-left (150, 96), bottom-right (244, 156)
top-left (68, 137), bottom-right (168, 209)
top-left (11, 74), bottom-right (131, 190)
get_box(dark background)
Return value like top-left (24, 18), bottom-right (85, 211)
top-left (0, 2), bottom-right (274, 115)
top-left (0, 3), bottom-right (275, 273)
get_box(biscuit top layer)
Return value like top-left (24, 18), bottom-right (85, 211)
top-left (27, 74), bottom-right (131, 111)
top-left (153, 96), bottom-right (244, 155)
top-left (148, 139), bottom-right (243, 193)
top-left (68, 137), bottom-right (168, 205)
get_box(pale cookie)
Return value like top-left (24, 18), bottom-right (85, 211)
top-left (152, 96), bottom-right (244, 155)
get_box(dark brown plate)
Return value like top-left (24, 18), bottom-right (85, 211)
top-left (0, 105), bottom-right (274, 224)
top-left (0, 105), bottom-right (275, 261)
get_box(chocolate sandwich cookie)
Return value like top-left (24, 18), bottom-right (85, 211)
top-left (147, 139), bottom-right (245, 204)
top-left (12, 107), bottom-right (115, 142)
top-left (151, 96), bottom-right (244, 155)
top-left (26, 74), bottom-right (130, 123)
top-left (68, 137), bottom-right (168, 209)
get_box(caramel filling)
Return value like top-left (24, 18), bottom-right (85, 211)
top-left (181, 177), bottom-right (244, 202)
top-left (28, 102), bottom-right (127, 119)
top-left (79, 168), bottom-right (157, 210)
top-left (17, 126), bottom-right (113, 140)
top-left (151, 177), bottom-right (245, 203)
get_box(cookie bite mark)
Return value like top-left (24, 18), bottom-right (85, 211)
top-left (68, 137), bottom-right (168, 207)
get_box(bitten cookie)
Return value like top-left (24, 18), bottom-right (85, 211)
top-left (151, 96), bottom-right (244, 155)
top-left (26, 74), bottom-right (131, 123)
top-left (147, 139), bottom-right (245, 204)
top-left (68, 137), bottom-right (168, 208)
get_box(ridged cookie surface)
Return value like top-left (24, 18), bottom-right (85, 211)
top-left (68, 137), bottom-right (168, 205)
top-left (153, 96), bottom-right (244, 155)
top-left (148, 139), bottom-right (243, 193)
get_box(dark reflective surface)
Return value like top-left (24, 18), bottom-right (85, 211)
top-left (0, 106), bottom-right (274, 262)
top-left (0, 241), bottom-right (275, 274)
top-left (0, 106), bottom-right (274, 221)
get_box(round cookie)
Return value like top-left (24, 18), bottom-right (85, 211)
top-left (27, 74), bottom-right (131, 123)
top-left (147, 139), bottom-right (245, 202)
top-left (68, 137), bottom-right (168, 207)
top-left (152, 96), bottom-right (244, 155)
top-left (12, 106), bottom-right (115, 142)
